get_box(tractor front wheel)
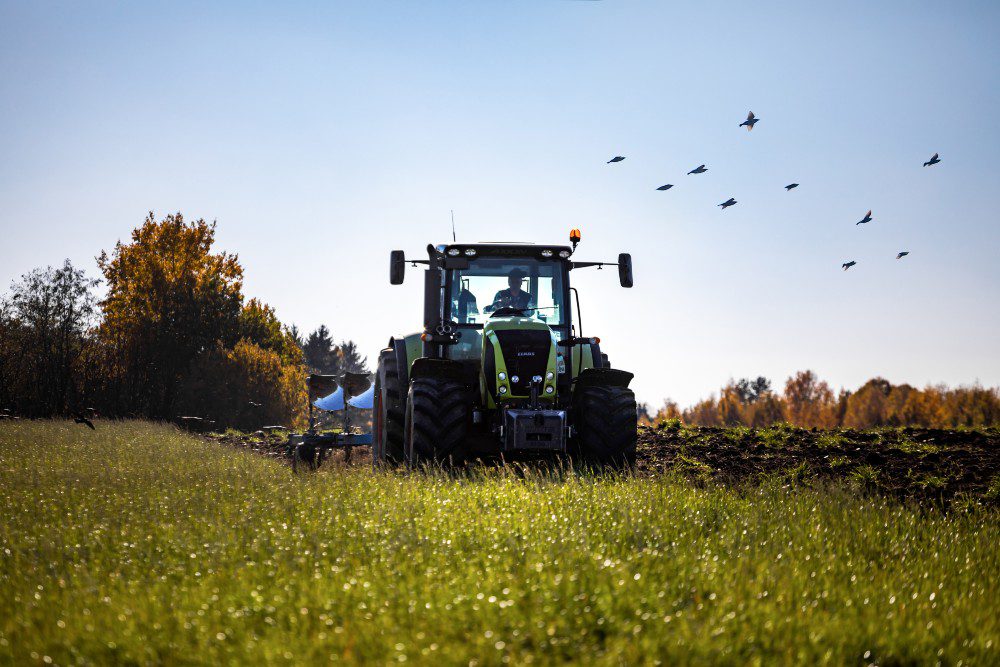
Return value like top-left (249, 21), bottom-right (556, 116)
top-left (572, 385), bottom-right (637, 470)
top-left (404, 377), bottom-right (471, 467)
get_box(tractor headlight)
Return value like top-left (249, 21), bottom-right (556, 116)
top-left (540, 249), bottom-right (553, 257)
top-left (447, 248), bottom-right (460, 256)
top-left (498, 385), bottom-right (507, 394)
top-left (559, 250), bottom-right (571, 258)
top-left (545, 386), bottom-right (554, 394)
top-left (464, 248), bottom-right (477, 256)
top-left (498, 372), bottom-right (506, 381)
top-left (546, 371), bottom-right (554, 380)
top-left (511, 375), bottom-right (519, 384)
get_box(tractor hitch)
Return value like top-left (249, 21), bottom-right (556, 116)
top-left (502, 408), bottom-right (567, 452)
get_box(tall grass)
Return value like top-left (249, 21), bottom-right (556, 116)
top-left (1, 421), bottom-right (997, 665)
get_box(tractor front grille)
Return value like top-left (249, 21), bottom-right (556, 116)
top-left (494, 330), bottom-right (551, 396)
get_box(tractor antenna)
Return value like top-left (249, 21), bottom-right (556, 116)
top-left (451, 210), bottom-right (456, 242)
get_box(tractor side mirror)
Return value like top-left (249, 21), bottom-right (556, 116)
top-left (390, 250), bottom-right (405, 285)
top-left (618, 253), bottom-right (634, 288)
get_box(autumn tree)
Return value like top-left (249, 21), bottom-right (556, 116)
top-left (884, 383), bottom-right (917, 427)
top-left (717, 382), bottom-right (745, 426)
top-left (97, 212), bottom-right (243, 417)
top-left (897, 386), bottom-right (946, 427)
top-left (238, 298), bottom-right (302, 366)
top-left (746, 393), bottom-right (786, 427)
top-left (653, 399), bottom-right (681, 423)
top-left (784, 370), bottom-right (836, 428)
top-left (683, 396), bottom-right (722, 426)
top-left (942, 385), bottom-right (1000, 427)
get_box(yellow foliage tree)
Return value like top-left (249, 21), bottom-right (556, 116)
top-left (842, 378), bottom-right (892, 429)
top-left (784, 370), bottom-right (836, 428)
top-left (899, 386), bottom-right (947, 427)
top-left (744, 393), bottom-right (787, 427)
top-left (683, 396), bottom-right (722, 426)
top-left (97, 212), bottom-right (243, 417)
top-left (653, 400), bottom-right (682, 423)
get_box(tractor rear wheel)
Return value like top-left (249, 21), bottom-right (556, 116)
top-left (572, 385), bottom-right (637, 469)
top-left (374, 348), bottom-right (406, 465)
top-left (405, 377), bottom-right (471, 467)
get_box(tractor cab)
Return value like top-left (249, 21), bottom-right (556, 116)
top-left (444, 245), bottom-right (569, 329)
top-left (440, 245), bottom-right (571, 409)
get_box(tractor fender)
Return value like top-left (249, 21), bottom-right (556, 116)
top-left (574, 367), bottom-right (634, 388)
top-left (410, 358), bottom-right (470, 382)
top-left (390, 337), bottom-right (410, 390)
top-left (388, 334), bottom-right (422, 390)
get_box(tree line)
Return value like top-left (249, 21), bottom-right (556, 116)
top-left (640, 371), bottom-right (1000, 429)
top-left (0, 212), bottom-right (367, 430)
top-left (5, 212), bottom-right (995, 432)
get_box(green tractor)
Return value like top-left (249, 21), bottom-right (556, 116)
top-left (373, 229), bottom-right (637, 468)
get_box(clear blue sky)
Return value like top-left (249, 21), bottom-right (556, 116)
top-left (2, 1), bottom-right (998, 406)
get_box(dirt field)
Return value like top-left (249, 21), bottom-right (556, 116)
top-left (207, 424), bottom-right (1000, 506)
top-left (637, 423), bottom-right (1000, 505)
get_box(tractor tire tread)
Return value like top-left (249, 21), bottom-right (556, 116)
top-left (573, 385), bottom-right (637, 469)
top-left (408, 378), bottom-right (470, 465)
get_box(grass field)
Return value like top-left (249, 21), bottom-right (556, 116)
top-left (1, 422), bottom-right (998, 665)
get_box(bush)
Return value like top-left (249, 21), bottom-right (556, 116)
top-left (176, 340), bottom-right (306, 430)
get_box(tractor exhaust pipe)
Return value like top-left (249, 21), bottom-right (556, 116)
top-left (423, 267), bottom-right (443, 358)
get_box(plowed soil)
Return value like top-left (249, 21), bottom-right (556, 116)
top-left (638, 424), bottom-right (1000, 505)
top-left (206, 425), bottom-right (1000, 505)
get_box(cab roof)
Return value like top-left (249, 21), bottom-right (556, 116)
top-left (436, 242), bottom-right (573, 258)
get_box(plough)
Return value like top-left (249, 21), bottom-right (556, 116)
top-left (287, 372), bottom-right (374, 472)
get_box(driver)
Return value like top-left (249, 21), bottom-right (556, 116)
top-left (488, 269), bottom-right (534, 312)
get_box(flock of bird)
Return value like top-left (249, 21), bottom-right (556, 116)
top-left (605, 111), bottom-right (942, 272)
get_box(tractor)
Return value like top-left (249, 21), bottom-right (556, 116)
top-left (373, 230), bottom-right (637, 468)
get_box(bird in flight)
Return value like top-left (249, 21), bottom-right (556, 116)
top-left (923, 153), bottom-right (941, 167)
top-left (656, 184), bottom-right (674, 191)
top-left (739, 111), bottom-right (759, 131)
top-left (72, 411), bottom-right (96, 430)
top-left (607, 156), bottom-right (625, 163)
top-left (785, 183), bottom-right (799, 190)
top-left (687, 164), bottom-right (708, 175)
top-left (896, 251), bottom-right (909, 259)
top-left (842, 261), bottom-right (857, 271)
top-left (856, 210), bottom-right (873, 225)
top-left (718, 197), bottom-right (737, 210)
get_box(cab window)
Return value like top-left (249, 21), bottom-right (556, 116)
top-left (448, 257), bottom-right (566, 327)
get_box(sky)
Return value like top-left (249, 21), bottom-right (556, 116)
top-left (1, 0), bottom-right (998, 406)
